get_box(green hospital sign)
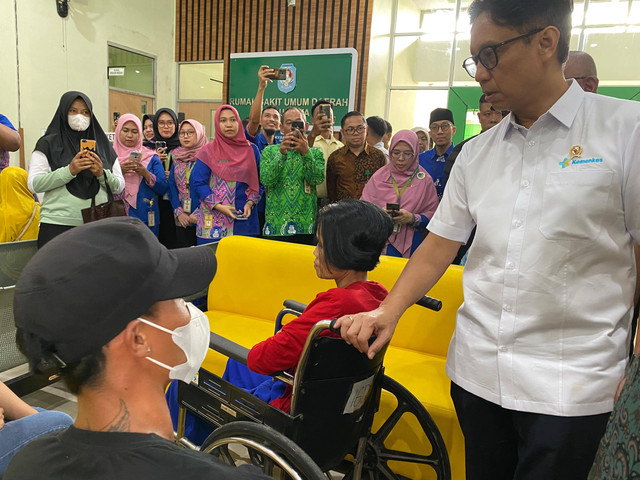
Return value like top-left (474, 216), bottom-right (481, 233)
top-left (229, 48), bottom-right (357, 129)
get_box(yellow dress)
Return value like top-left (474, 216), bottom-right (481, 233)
top-left (0, 166), bottom-right (40, 243)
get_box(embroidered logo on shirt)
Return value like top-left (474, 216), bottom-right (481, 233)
top-left (559, 145), bottom-right (602, 168)
top-left (278, 64), bottom-right (296, 94)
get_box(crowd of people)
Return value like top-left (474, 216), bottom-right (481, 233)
top-left (0, 0), bottom-right (639, 478)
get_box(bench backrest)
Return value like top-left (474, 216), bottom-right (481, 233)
top-left (207, 236), bottom-right (463, 358)
top-left (0, 239), bottom-right (38, 288)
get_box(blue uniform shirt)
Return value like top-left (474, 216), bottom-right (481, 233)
top-left (418, 143), bottom-right (455, 200)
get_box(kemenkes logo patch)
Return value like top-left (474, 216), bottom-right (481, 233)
top-left (558, 145), bottom-right (602, 168)
top-left (559, 157), bottom-right (603, 168)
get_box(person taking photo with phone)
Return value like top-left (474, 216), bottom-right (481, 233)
top-left (167, 119), bottom-right (207, 247)
top-left (245, 66), bottom-right (283, 152)
top-left (260, 107), bottom-right (324, 245)
top-left (361, 130), bottom-right (439, 258)
top-left (27, 91), bottom-right (124, 248)
top-left (152, 108), bottom-right (182, 249)
top-left (306, 100), bottom-right (343, 208)
top-left (190, 105), bottom-right (262, 244)
top-left (114, 114), bottom-right (168, 237)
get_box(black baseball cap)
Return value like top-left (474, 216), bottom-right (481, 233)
top-left (14, 217), bottom-right (217, 364)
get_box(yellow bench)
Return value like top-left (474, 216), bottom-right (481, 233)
top-left (203, 235), bottom-right (465, 480)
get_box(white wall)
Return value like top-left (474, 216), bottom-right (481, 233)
top-left (1, 0), bottom-right (176, 167)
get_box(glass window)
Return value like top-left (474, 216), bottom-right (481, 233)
top-left (396, 0), bottom-right (423, 33)
top-left (419, 0), bottom-right (457, 35)
top-left (393, 35), bottom-right (452, 86)
top-left (108, 45), bottom-right (154, 96)
top-left (631, 0), bottom-right (640, 23)
top-left (178, 63), bottom-right (224, 101)
top-left (388, 89), bottom-right (448, 133)
top-left (585, 0), bottom-right (631, 26)
top-left (583, 26), bottom-right (640, 84)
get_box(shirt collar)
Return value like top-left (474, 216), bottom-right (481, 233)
top-left (503, 80), bottom-right (585, 138)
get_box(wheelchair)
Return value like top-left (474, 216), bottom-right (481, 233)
top-left (176, 297), bottom-right (451, 480)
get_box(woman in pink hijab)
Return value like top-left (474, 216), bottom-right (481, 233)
top-left (114, 114), bottom-right (168, 236)
top-left (168, 119), bottom-right (208, 247)
top-left (190, 105), bottom-right (261, 244)
top-left (361, 129), bottom-right (439, 258)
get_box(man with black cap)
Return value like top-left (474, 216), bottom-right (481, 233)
top-left (419, 108), bottom-right (456, 199)
top-left (5, 217), bottom-right (267, 480)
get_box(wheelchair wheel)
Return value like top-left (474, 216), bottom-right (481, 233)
top-left (343, 375), bottom-right (451, 480)
top-left (200, 421), bottom-right (326, 480)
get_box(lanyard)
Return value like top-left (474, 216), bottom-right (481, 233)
top-left (390, 167), bottom-right (419, 201)
top-left (183, 161), bottom-right (195, 194)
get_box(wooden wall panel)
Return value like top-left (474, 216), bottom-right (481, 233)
top-left (175, 0), bottom-right (374, 112)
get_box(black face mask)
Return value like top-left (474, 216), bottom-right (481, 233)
top-left (263, 129), bottom-right (276, 137)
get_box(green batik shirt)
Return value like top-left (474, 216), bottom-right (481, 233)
top-left (260, 145), bottom-right (325, 237)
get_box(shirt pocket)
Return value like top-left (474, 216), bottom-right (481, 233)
top-left (538, 170), bottom-right (613, 241)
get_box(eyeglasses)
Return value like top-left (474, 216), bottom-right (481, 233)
top-left (343, 125), bottom-right (366, 135)
top-left (158, 121), bottom-right (175, 127)
top-left (462, 28), bottom-right (544, 78)
top-left (390, 150), bottom-right (414, 160)
top-left (179, 130), bottom-right (195, 137)
top-left (429, 123), bottom-right (453, 132)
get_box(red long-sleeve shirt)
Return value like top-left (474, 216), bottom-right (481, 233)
top-left (247, 281), bottom-right (388, 412)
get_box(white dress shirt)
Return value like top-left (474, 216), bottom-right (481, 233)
top-left (373, 141), bottom-right (390, 164)
top-left (428, 80), bottom-right (640, 416)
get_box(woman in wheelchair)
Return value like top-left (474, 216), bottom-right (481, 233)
top-left (243, 199), bottom-right (394, 412)
top-left (166, 199), bottom-right (393, 441)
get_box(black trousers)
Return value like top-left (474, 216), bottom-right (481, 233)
top-left (37, 223), bottom-right (75, 249)
top-left (450, 382), bottom-right (609, 480)
top-left (174, 225), bottom-right (197, 248)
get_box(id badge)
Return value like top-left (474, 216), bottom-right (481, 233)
top-left (148, 211), bottom-right (156, 227)
top-left (183, 198), bottom-right (192, 213)
top-left (304, 180), bottom-right (311, 194)
top-left (204, 215), bottom-right (213, 229)
top-left (393, 223), bottom-right (400, 233)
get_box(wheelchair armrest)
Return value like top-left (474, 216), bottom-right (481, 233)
top-left (416, 295), bottom-right (442, 312)
top-left (272, 371), bottom-right (294, 386)
top-left (283, 299), bottom-right (307, 314)
top-left (209, 332), bottom-right (250, 365)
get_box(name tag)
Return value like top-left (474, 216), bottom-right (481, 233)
top-left (204, 215), bottom-right (213, 229)
top-left (304, 180), bottom-right (311, 194)
top-left (148, 211), bottom-right (155, 227)
top-left (183, 198), bottom-right (192, 213)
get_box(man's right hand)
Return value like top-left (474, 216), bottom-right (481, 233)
top-left (258, 65), bottom-right (273, 90)
top-left (314, 116), bottom-right (332, 132)
top-left (334, 306), bottom-right (400, 359)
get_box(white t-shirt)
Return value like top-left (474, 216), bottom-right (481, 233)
top-left (429, 80), bottom-right (640, 416)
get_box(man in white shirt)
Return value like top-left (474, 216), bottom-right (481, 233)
top-left (306, 100), bottom-right (343, 205)
top-left (365, 116), bottom-right (389, 162)
top-left (337, 1), bottom-right (640, 479)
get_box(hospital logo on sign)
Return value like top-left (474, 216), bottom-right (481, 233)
top-left (278, 64), bottom-right (296, 94)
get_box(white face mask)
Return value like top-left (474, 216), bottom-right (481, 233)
top-left (68, 114), bottom-right (91, 132)
top-left (139, 302), bottom-right (209, 383)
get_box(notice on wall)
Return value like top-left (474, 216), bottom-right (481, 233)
top-left (229, 48), bottom-right (357, 129)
